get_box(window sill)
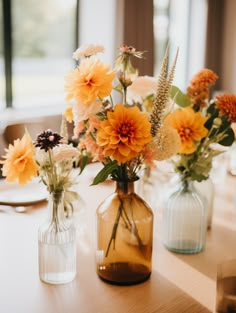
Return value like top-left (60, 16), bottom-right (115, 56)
top-left (0, 103), bottom-right (65, 132)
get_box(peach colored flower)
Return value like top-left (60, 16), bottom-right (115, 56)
top-left (53, 144), bottom-right (79, 162)
top-left (79, 136), bottom-right (105, 163)
top-left (127, 76), bottom-right (157, 103)
top-left (142, 145), bottom-right (157, 168)
top-left (72, 44), bottom-right (105, 60)
top-left (216, 94), bottom-right (236, 123)
top-left (97, 104), bottom-right (152, 164)
top-left (165, 107), bottom-right (208, 154)
top-left (65, 57), bottom-right (115, 105)
top-left (73, 120), bottom-right (85, 139)
top-left (73, 99), bottom-right (103, 121)
top-left (0, 133), bottom-right (38, 185)
top-left (86, 115), bottom-right (101, 134)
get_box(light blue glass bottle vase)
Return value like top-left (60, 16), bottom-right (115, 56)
top-left (162, 178), bottom-right (207, 254)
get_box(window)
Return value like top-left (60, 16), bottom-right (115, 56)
top-left (1, 0), bottom-right (78, 112)
top-left (154, 0), bottom-right (208, 89)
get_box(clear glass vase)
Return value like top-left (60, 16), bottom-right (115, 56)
top-left (96, 180), bottom-right (153, 285)
top-left (229, 141), bottom-right (236, 176)
top-left (194, 178), bottom-right (215, 230)
top-left (38, 191), bottom-right (77, 284)
top-left (162, 178), bottom-right (207, 254)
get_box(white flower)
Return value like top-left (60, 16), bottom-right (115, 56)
top-left (73, 99), bottom-right (103, 122)
top-left (53, 144), bottom-right (79, 162)
top-left (127, 76), bottom-right (157, 103)
top-left (73, 44), bottom-right (105, 60)
top-left (35, 147), bottom-right (49, 166)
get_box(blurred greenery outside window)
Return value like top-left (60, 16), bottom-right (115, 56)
top-left (0, 0), bottom-right (78, 111)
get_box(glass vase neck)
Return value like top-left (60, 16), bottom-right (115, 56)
top-left (115, 180), bottom-right (136, 194)
top-left (179, 177), bottom-right (194, 192)
top-left (48, 191), bottom-right (65, 223)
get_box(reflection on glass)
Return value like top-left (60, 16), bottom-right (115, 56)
top-left (12, 0), bottom-right (77, 108)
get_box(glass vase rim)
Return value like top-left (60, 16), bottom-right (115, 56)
top-left (111, 177), bottom-right (140, 183)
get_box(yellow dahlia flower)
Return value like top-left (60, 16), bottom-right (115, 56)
top-left (1, 133), bottom-right (38, 185)
top-left (97, 104), bottom-right (152, 164)
top-left (165, 107), bottom-right (208, 154)
top-left (65, 57), bottom-right (115, 105)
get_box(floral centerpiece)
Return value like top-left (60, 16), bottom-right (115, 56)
top-left (0, 128), bottom-right (80, 217)
top-left (64, 44), bottom-right (180, 182)
top-left (63, 43), bottom-right (180, 284)
top-left (166, 68), bottom-right (236, 181)
top-left (0, 128), bottom-right (81, 284)
top-left (162, 68), bottom-right (236, 254)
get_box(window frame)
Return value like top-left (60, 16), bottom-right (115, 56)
top-left (1, 0), bottom-right (79, 110)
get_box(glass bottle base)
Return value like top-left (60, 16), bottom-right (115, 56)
top-left (164, 240), bottom-right (204, 254)
top-left (40, 271), bottom-right (76, 285)
top-left (97, 262), bottom-right (151, 285)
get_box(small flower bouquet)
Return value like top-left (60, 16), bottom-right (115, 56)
top-left (0, 128), bottom-right (80, 217)
top-left (64, 44), bottom-right (180, 184)
top-left (63, 43), bottom-right (180, 284)
top-left (165, 68), bottom-right (236, 182)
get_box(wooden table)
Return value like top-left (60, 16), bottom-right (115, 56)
top-left (0, 163), bottom-right (235, 313)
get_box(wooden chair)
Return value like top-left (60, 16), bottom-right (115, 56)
top-left (3, 120), bottom-right (45, 145)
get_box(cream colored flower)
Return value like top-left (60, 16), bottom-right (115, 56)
top-left (127, 76), bottom-right (157, 103)
top-left (73, 44), bottom-right (105, 60)
top-left (73, 99), bottom-right (103, 122)
top-left (35, 147), bottom-right (49, 166)
top-left (150, 124), bottom-right (181, 161)
top-left (53, 144), bottom-right (79, 162)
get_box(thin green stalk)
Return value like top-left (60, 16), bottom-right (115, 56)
top-left (105, 197), bottom-right (123, 257)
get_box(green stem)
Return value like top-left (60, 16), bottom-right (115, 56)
top-left (105, 193), bottom-right (143, 258)
top-left (105, 197), bottom-right (123, 257)
top-left (48, 149), bottom-right (57, 192)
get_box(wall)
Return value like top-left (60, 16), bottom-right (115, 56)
top-left (79, 0), bottom-right (124, 65)
top-left (222, 0), bottom-right (236, 93)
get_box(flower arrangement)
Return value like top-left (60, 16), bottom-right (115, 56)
top-left (63, 43), bottom-right (181, 261)
top-left (64, 44), bottom-right (180, 184)
top-left (165, 68), bottom-right (236, 182)
top-left (0, 128), bottom-right (80, 216)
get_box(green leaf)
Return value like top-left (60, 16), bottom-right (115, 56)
top-left (219, 127), bottom-right (235, 146)
top-left (113, 84), bottom-right (123, 93)
top-left (91, 161), bottom-right (118, 185)
top-left (206, 102), bottom-right (216, 114)
top-left (79, 155), bottom-right (89, 174)
top-left (170, 85), bottom-right (191, 107)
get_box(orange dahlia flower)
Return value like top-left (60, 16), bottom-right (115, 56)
top-left (216, 94), bottom-right (236, 123)
top-left (0, 133), bottom-right (38, 185)
top-left (165, 107), bottom-right (208, 154)
top-left (97, 104), bottom-right (152, 164)
top-left (65, 58), bottom-right (115, 105)
top-left (187, 69), bottom-right (218, 108)
top-left (189, 68), bottom-right (218, 87)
